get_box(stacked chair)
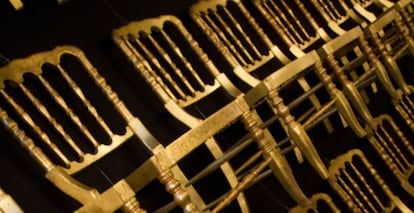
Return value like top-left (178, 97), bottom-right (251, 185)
top-left (112, 15), bottom-right (329, 212)
top-left (0, 46), bottom-right (203, 212)
top-left (365, 8), bottom-right (414, 130)
top-left (187, 0), bottom-right (335, 135)
top-left (1, 0), bottom-right (414, 212)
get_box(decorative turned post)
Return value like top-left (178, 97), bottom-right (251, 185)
top-left (121, 197), bottom-right (146, 213)
top-left (158, 169), bottom-right (200, 213)
top-left (266, 89), bottom-right (329, 179)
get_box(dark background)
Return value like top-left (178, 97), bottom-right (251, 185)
top-left (1, 0), bottom-right (414, 212)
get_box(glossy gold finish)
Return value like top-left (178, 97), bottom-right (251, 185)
top-left (113, 15), bottom-right (321, 211)
top-left (365, 9), bottom-right (414, 131)
top-left (0, 46), bottom-right (200, 212)
top-left (320, 27), bottom-right (414, 197)
top-left (0, 187), bottom-right (23, 213)
top-left (288, 193), bottom-right (340, 213)
top-left (328, 149), bottom-right (411, 212)
top-left (113, 15), bottom-right (249, 212)
top-left (189, 0), bottom-right (335, 134)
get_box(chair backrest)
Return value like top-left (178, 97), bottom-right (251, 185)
top-left (0, 187), bottom-right (23, 213)
top-left (113, 16), bottom-right (259, 212)
top-left (0, 106), bottom-right (148, 212)
top-left (0, 45), bottom-right (152, 204)
top-left (189, 0), bottom-right (335, 135)
top-left (0, 46), bottom-right (138, 175)
top-left (288, 193), bottom-right (340, 213)
top-left (252, 0), bottom-right (332, 57)
top-left (0, 46), bottom-right (204, 212)
top-left (113, 15), bottom-right (243, 110)
top-left (189, 0), bottom-right (290, 80)
top-left (328, 149), bottom-right (411, 212)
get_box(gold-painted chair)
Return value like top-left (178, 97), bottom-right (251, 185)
top-left (0, 187), bottom-right (23, 213)
top-left (328, 149), bottom-right (412, 212)
top-left (365, 9), bottom-right (414, 131)
top-left (252, 0), bottom-right (378, 107)
top-left (112, 15), bottom-right (250, 212)
top-left (0, 46), bottom-right (202, 212)
top-left (319, 27), bottom-right (414, 197)
top-left (288, 193), bottom-right (340, 213)
top-left (112, 15), bottom-right (324, 212)
top-left (189, 0), bottom-right (334, 134)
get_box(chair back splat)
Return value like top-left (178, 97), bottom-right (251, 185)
top-left (189, 0), bottom-right (335, 134)
top-left (252, 0), bottom-right (332, 57)
top-left (0, 46), bottom-right (203, 212)
top-left (329, 149), bottom-right (412, 212)
top-left (113, 15), bottom-right (253, 212)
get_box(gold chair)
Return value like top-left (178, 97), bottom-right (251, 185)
top-left (328, 149), bottom-right (411, 212)
top-left (189, 0), bottom-right (334, 134)
top-left (365, 9), bottom-right (414, 131)
top-left (112, 15), bottom-right (249, 212)
top-left (252, 0), bottom-right (378, 107)
top-left (0, 187), bottom-right (23, 213)
top-left (319, 27), bottom-right (414, 197)
top-left (288, 193), bottom-right (340, 213)
top-left (112, 15), bottom-right (324, 212)
top-left (0, 46), bottom-right (202, 212)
